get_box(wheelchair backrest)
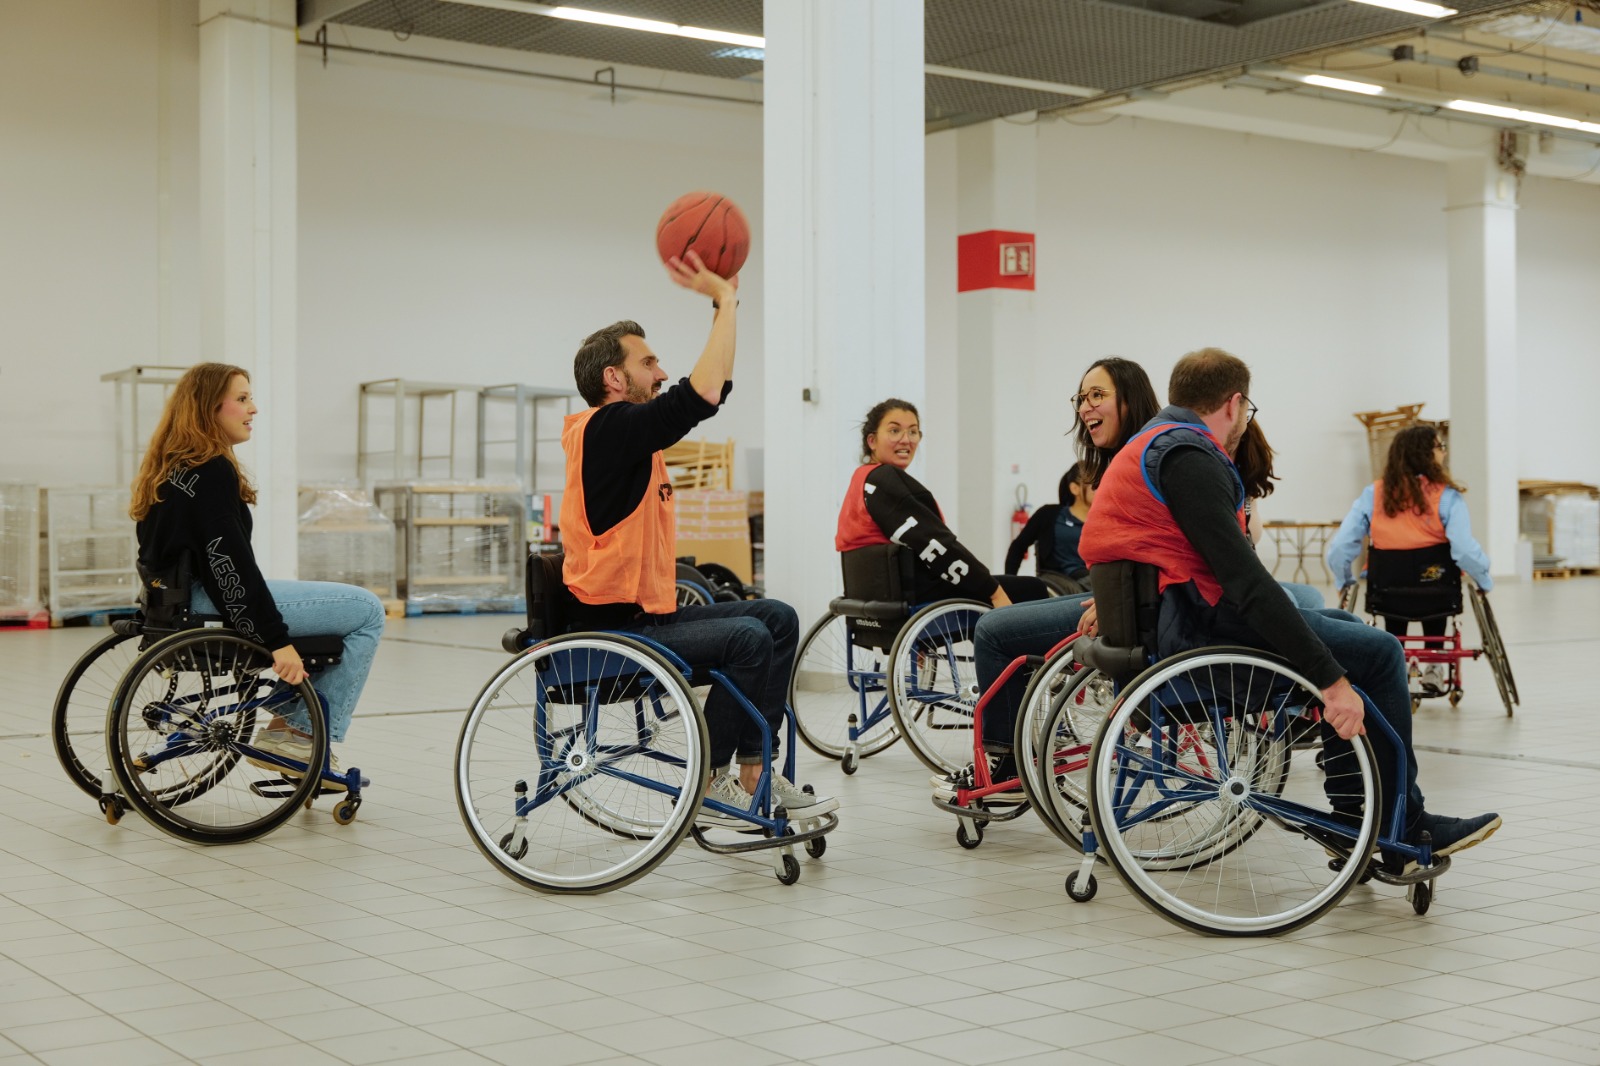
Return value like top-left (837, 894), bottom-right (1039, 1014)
top-left (1075, 561), bottom-right (1161, 684)
top-left (840, 543), bottom-right (914, 606)
top-left (521, 551), bottom-right (570, 643)
top-left (136, 552), bottom-right (195, 634)
top-left (1365, 543), bottom-right (1462, 621)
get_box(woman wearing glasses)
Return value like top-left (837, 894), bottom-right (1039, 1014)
top-left (836, 398), bottom-right (1050, 607)
top-left (1326, 425), bottom-right (1491, 690)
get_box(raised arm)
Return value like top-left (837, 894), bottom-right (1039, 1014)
top-left (666, 251), bottom-right (740, 406)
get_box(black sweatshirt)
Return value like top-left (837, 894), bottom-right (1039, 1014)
top-left (135, 456), bottom-right (291, 650)
top-left (1161, 446), bottom-right (1343, 689)
top-left (861, 465), bottom-right (999, 603)
top-left (1005, 505), bottom-right (1059, 576)
top-left (566, 377), bottom-right (729, 628)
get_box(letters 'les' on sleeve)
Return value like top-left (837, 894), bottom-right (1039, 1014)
top-left (862, 465), bottom-right (999, 601)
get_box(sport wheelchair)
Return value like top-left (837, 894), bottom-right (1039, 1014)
top-left (1338, 543), bottom-right (1518, 716)
top-left (1062, 561), bottom-right (1452, 935)
top-left (789, 544), bottom-right (989, 775)
top-left (455, 552), bottom-right (837, 893)
top-left (51, 558), bottom-right (366, 842)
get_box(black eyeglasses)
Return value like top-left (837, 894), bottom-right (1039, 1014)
top-left (1243, 396), bottom-right (1258, 424)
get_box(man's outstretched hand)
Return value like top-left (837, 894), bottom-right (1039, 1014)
top-left (667, 250), bottom-right (738, 306)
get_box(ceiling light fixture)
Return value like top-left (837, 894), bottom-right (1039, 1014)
top-left (1347, 0), bottom-right (1458, 18)
top-left (436, 0), bottom-right (764, 49)
top-left (1301, 73), bottom-right (1386, 95)
top-left (1446, 98), bottom-right (1600, 134)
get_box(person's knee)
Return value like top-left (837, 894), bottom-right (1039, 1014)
top-left (724, 617), bottom-right (773, 666)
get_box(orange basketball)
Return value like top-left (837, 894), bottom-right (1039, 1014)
top-left (655, 191), bottom-right (750, 280)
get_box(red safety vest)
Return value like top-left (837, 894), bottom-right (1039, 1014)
top-left (560, 406), bottom-right (676, 614)
top-left (1370, 478), bottom-right (1447, 550)
top-left (1078, 422), bottom-right (1246, 607)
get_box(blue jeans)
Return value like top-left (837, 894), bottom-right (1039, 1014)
top-left (616, 598), bottom-right (799, 772)
top-left (191, 581), bottom-right (385, 743)
top-left (1281, 582), bottom-right (1325, 609)
top-left (974, 594), bottom-right (1092, 749)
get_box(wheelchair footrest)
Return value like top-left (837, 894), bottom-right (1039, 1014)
top-left (690, 811), bottom-right (837, 855)
top-left (930, 795), bottom-right (1031, 822)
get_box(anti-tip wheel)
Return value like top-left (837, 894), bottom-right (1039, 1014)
top-left (805, 836), bottom-right (826, 858)
top-left (1410, 880), bottom-right (1433, 916)
top-left (1065, 870), bottom-right (1097, 902)
top-left (777, 853), bottom-right (801, 885)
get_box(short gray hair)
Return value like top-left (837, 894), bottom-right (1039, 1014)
top-left (574, 320), bottom-right (645, 406)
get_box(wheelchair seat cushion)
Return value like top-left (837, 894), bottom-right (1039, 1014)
top-left (1366, 543), bottom-right (1462, 621)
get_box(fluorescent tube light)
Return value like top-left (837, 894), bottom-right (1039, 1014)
top-left (1301, 74), bottom-right (1385, 95)
top-left (1447, 99), bottom-right (1600, 135)
top-left (546, 6), bottom-right (764, 48)
top-left (1347, 0), bottom-right (1458, 17)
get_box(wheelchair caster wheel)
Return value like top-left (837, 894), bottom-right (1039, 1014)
top-left (100, 796), bottom-right (125, 825)
top-left (1409, 880), bottom-right (1432, 916)
top-left (332, 799), bottom-right (360, 825)
top-left (1065, 871), bottom-right (1097, 902)
top-left (841, 751), bottom-right (859, 775)
top-left (498, 831), bottom-right (529, 861)
top-left (956, 821), bottom-right (983, 850)
top-left (777, 854), bottom-right (801, 885)
top-left (805, 836), bottom-right (826, 859)
top-left (1448, 689), bottom-right (1463, 707)
top-left (1410, 696), bottom-right (1421, 713)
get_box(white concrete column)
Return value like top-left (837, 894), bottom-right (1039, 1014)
top-left (953, 120), bottom-right (1038, 569)
top-left (199, 0), bottom-right (297, 576)
top-left (762, 0), bottom-right (924, 625)
top-left (1445, 153), bottom-right (1518, 578)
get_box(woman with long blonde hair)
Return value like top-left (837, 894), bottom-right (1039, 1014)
top-left (132, 363), bottom-right (384, 784)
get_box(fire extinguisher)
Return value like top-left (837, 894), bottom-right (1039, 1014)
top-left (1010, 484), bottom-right (1030, 547)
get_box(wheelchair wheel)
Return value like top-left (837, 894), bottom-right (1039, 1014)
top-left (456, 634), bottom-right (709, 894)
top-left (53, 629), bottom-right (142, 799)
top-left (1023, 662), bottom-right (1116, 851)
top-left (887, 600), bottom-right (988, 775)
top-left (1337, 582), bottom-right (1360, 614)
top-left (676, 579), bottom-right (714, 608)
top-left (790, 612), bottom-right (900, 762)
top-left (106, 630), bottom-right (327, 844)
top-left (1468, 587), bottom-right (1518, 717)
top-left (1088, 648), bottom-right (1379, 936)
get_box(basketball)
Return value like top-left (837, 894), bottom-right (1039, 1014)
top-left (655, 191), bottom-right (750, 279)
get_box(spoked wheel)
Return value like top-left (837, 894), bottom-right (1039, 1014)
top-left (1337, 582), bottom-right (1361, 614)
top-left (1025, 663), bottom-right (1116, 851)
top-left (456, 635), bottom-right (709, 894)
top-left (790, 612), bottom-right (900, 762)
top-left (888, 600), bottom-right (989, 775)
top-left (53, 629), bottom-right (143, 799)
top-left (676, 580), bottom-right (713, 608)
top-left (1469, 587), bottom-right (1518, 717)
top-left (1087, 648), bottom-right (1380, 936)
top-left (107, 630), bottom-right (327, 844)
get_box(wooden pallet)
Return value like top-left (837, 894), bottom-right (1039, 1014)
top-left (381, 598), bottom-right (406, 619)
top-left (1533, 568), bottom-right (1574, 581)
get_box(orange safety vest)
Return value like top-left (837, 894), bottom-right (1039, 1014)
top-left (1079, 421), bottom-right (1246, 607)
top-left (1370, 478), bottom-right (1447, 550)
top-left (560, 406), bottom-right (677, 615)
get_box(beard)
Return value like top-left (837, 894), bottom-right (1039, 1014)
top-left (624, 379), bottom-right (659, 404)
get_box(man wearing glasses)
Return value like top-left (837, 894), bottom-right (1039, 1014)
top-left (1079, 347), bottom-right (1500, 865)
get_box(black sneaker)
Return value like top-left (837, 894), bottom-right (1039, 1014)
top-left (1410, 811), bottom-right (1502, 857)
top-left (932, 754), bottom-right (1025, 805)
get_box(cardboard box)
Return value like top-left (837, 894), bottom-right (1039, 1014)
top-left (676, 490), bottom-right (752, 584)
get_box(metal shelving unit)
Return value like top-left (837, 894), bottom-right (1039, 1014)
top-left (373, 481), bottom-right (524, 614)
top-left (357, 378), bottom-right (482, 485)
top-left (43, 486), bottom-right (139, 623)
top-left (101, 365), bottom-right (190, 484)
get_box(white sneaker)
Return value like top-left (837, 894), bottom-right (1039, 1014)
top-left (770, 775), bottom-right (839, 818)
top-left (246, 729), bottom-right (347, 792)
top-left (699, 773), bottom-right (753, 829)
top-left (1420, 665), bottom-right (1446, 694)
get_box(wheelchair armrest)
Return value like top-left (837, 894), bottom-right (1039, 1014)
top-left (1073, 636), bottom-right (1148, 680)
top-left (291, 633), bottom-right (346, 667)
top-left (828, 597), bottom-right (908, 622)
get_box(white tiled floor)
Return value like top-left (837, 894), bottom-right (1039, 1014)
top-left (2, 578), bottom-right (1598, 1065)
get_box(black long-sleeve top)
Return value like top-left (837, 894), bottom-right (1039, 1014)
top-left (135, 456), bottom-right (290, 650)
top-left (1161, 447), bottom-right (1342, 689)
top-left (1004, 505), bottom-right (1058, 576)
top-left (860, 465), bottom-right (998, 603)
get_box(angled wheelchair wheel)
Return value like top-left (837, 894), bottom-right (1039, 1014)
top-left (790, 611), bottom-right (900, 762)
top-left (1088, 648), bottom-right (1379, 936)
top-left (1023, 660), bottom-right (1116, 852)
top-left (888, 600), bottom-right (988, 775)
top-left (1337, 582), bottom-right (1361, 615)
top-left (456, 634), bottom-right (709, 894)
top-left (107, 630), bottom-right (327, 844)
top-left (676, 580), bottom-right (714, 608)
top-left (53, 629), bottom-right (143, 799)
top-left (1469, 587), bottom-right (1518, 717)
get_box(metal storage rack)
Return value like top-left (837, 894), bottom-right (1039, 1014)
top-left (475, 383), bottom-right (579, 493)
top-left (0, 481), bottom-right (43, 621)
top-left (373, 481), bottom-right (524, 614)
top-left (357, 379), bottom-right (482, 485)
top-left (43, 486), bottom-right (139, 623)
top-left (102, 366), bottom-right (189, 484)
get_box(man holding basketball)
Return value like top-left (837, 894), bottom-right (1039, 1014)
top-left (560, 250), bottom-right (837, 826)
